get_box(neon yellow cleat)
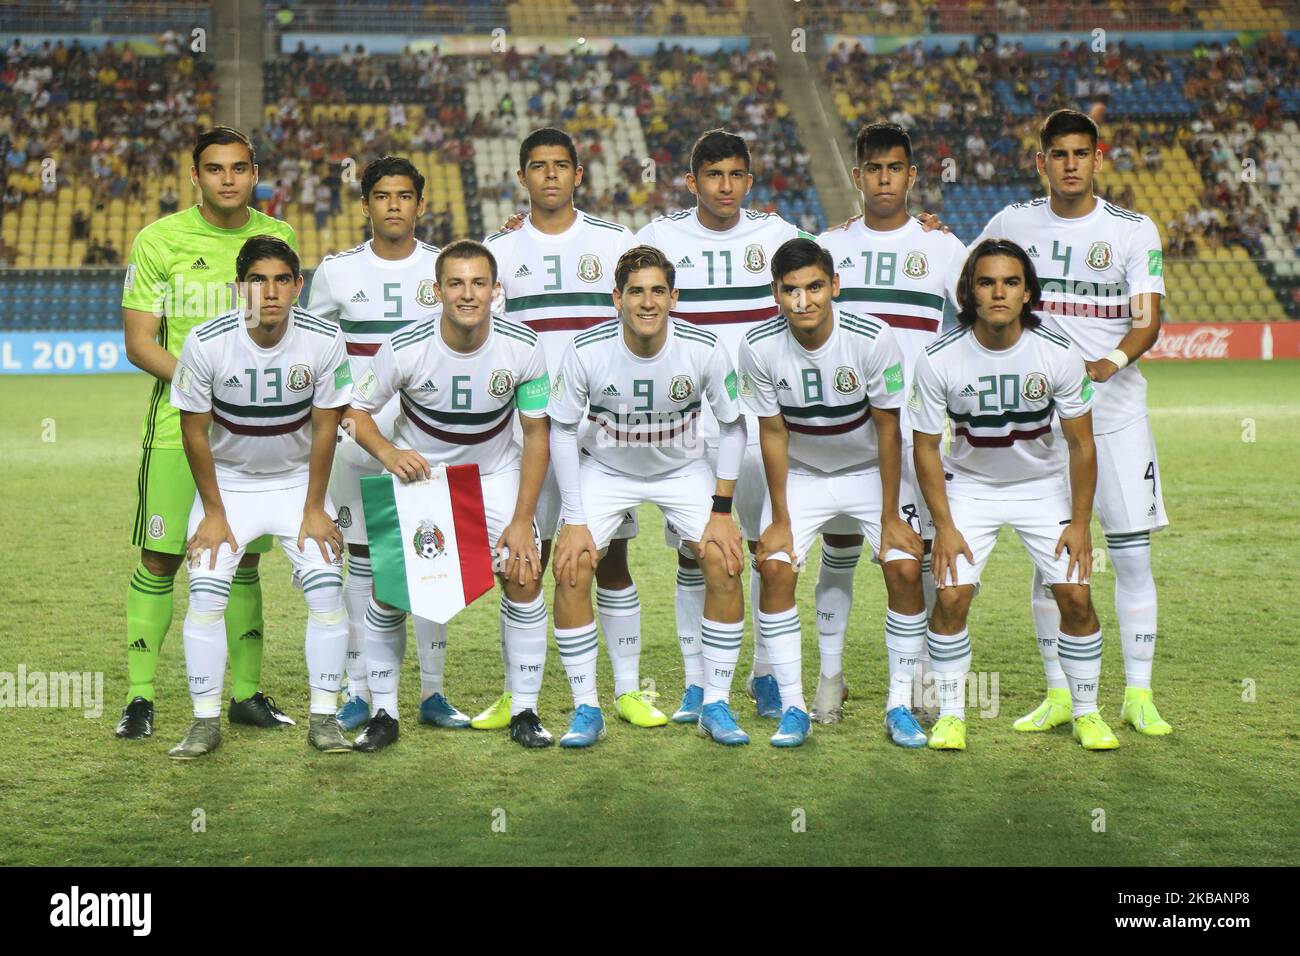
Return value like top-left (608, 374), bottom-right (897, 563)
top-left (1121, 687), bottom-right (1172, 736)
top-left (614, 691), bottom-right (668, 728)
top-left (1012, 687), bottom-right (1073, 732)
top-left (1072, 711), bottom-right (1120, 750)
top-left (470, 692), bottom-right (512, 730)
top-left (927, 715), bottom-right (966, 750)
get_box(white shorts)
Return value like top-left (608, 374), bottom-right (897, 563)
top-left (186, 480), bottom-right (344, 584)
top-left (330, 396), bottom-right (400, 545)
top-left (537, 460), bottom-right (639, 543)
top-left (479, 468), bottom-right (541, 571)
top-left (901, 442), bottom-right (935, 540)
top-left (760, 469), bottom-right (920, 570)
top-left (580, 460), bottom-right (713, 552)
top-left (1094, 417), bottom-right (1168, 534)
top-left (945, 490), bottom-right (1087, 588)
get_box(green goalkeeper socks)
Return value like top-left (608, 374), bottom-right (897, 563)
top-left (226, 566), bottom-right (265, 702)
top-left (126, 565), bottom-right (174, 702)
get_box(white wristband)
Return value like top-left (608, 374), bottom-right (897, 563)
top-left (1105, 348), bottom-right (1129, 371)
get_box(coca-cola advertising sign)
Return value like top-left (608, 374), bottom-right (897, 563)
top-left (1143, 323), bottom-right (1300, 360)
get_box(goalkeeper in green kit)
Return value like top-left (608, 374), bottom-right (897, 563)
top-left (116, 127), bottom-right (299, 738)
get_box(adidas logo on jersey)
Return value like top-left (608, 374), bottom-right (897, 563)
top-left (351, 290), bottom-right (369, 303)
top-left (775, 378), bottom-right (791, 391)
top-left (191, 257), bottom-right (209, 270)
top-left (602, 384), bottom-right (621, 396)
top-left (514, 264), bottom-right (532, 278)
top-left (1026, 245), bottom-right (1040, 258)
top-left (676, 256), bottom-right (695, 269)
top-left (837, 256), bottom-right (853, 269)
top-left (415, 379), bottom-right (439, 392)
top-left (223, 375), bottom-right (242, 388)
top-left (959, 384), bottom-right (977, 397)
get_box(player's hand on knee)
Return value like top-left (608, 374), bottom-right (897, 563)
top-left (188, 513), bottom-right (238, 571)
top-left (381, 448), bottom-right (432, 483)
top-left (554, 523), bottom-right (598, 587)
top-left (756, 520), bottom-right (794, 566)
top-left (1056, 521), bottom-right (1092, 583)
top-left (299, 508), bottom-right (344, 564)
top-left (879, 513), bottom-right (924, 562)
top-left (698, 513), bottom-right (744, 577)
top-left (931, 524), bottom-right (973, 590)
top-left (497, 519), bottom-right (541, 587)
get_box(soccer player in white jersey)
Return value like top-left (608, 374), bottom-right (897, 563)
top-left (548, 246), bottom-right (749, 747)
top-left (816, 122), bottom-right (968, 725)
top-left (307, 157), bottom-right (461, 733)
top-left (484, 128), bottom-right (664, 732)
top-left (741, 238), bottom-right (926, 748)
top-left (167, 236), bottom-right (354, 758)
top-left (635, 129), bottom-right (813, 725)
top-left (972, 110), bottom-right (1171, 736)
top-left (342, 240), bottom-right (554, 750)
top-left (911, 238), bottom-right (1120, 751)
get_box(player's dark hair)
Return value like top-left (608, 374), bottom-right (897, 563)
top-left (855, 122), bottom-right (913, 167)
top-left (689, 129), bottom-right (751, 178)
top-left (955, 238), bottom-right (1042, 328)
top-left (436, 238), bottom-right (498, 285)
top-left (360, 156), bottom-right (425, 203)
top-left (236, 235), bottom-right (300, 281)
top-left (519, 127), bottom-right (578, 173)
top-left (615, 245), bottom-right (675, 292)
top-left (771, 237), bottom-right (834, 287)
top-left (192, 126), bottom-right (255, 169)
top-left (1039, 108), bottom-right (1099, 152)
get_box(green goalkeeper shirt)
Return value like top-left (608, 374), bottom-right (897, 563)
top-left (121, 204), bottom-right (298, 449)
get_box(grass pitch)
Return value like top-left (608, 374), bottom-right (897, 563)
top-left (0, 361), bottom-right (1296, 866)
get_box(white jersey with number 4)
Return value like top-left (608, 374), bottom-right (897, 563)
top-left (738, 309), bottom-right (906, 476)
top-left (171, 308), bottom-right (353, 490)
top-left (548, 320), bottom-right (740, 479)
top-left (351, 316), bottom-right (548, 478)
top-left (972, 197), bottom-right (1164, 435)
top-left (910, 323), bottom-right (1092, 499)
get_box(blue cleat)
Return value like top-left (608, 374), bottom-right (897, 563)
top-left (336, 693), bottom-right (370, 731)
top-left (748, 673), bottom-right (783, 720)
top-left (698, 701), bottom-right (750, 746)
top-left (671, 685), bottom-right (704, 724)
top-left (770, 706), bottom-right (812, 748)
top-left (560, 704), bottom-right (606, 748)
top-left (418, 692), bottom-right (471, 729)
top-left (884, 705), bottom-right (928, 748)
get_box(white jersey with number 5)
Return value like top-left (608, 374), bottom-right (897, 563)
top-left (910, 323), bottom-right (1092, 498)
top-left (972, 197), bottom-right (1164, 435)
top-left (171, 308), bottom-right (352, 490)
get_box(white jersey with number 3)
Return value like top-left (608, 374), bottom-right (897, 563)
top-left (973, 197), bottom-right (1164, 435)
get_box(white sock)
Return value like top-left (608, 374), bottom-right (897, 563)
top-left (597, 585), bottom-right (641, 697)
top-left (1031, 568), bottom-right (1068, 690)
top-left (885, 608), bottom-right (927, 711)
top-left (1108, 532), bottom-right (1157, 689)
top-left (498, 602), bottom-right (512, 695)
top-left (342, 554), bottom-right (372, 703)
top-left (414, 616), bottom-right (448, 702)
top-left (757, 607), bottom-right (805, 713)
top-left (184, 581), bottom-right (230, 719)
top-left (701, 617), bottom-right (743, 705)
top-left (815, 542), bottom-right (861, 678)
top-left (675, 567), bottom-right (706, 689)
top-left (750, 557), bottom-right (773, 678)
top-left (365, 599), bottom-right (407, 722)
top-left (1057, 630), bottom-right (1103, 718)
top-left (914, 552), bottom-right (935, 709)
top-left (303, 579), bottom-right (347, 715)
top-left (503, 594), bottom-right (548, 715)
top-left (926, 627), bottom-right (971, 719)
top-left (554, 622), bottom-right (600, 708)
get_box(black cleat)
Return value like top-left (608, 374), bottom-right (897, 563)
top-left (354, 709), bottom-right (399, 752)
top-left (228, 692), bottom-right (296, 728)
top-left (509, 709), bottom-right (555, 748)
top-left (115, 696), bottom-right (154, 739)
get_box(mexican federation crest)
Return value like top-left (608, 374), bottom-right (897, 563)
top-left (287, 364), bottom-right (313, 391)
top-left (413, 520), bottom-right (446, 560)
top-left (903, 251), bottom-right (929, 279)
top-left (577, 254), bottom-right (602, 283)
top-left (833, 365), bottom-right (860, 394)
top-left (1085, 241), bottom-right (1113, 272)
top-left (488, 369), bottom-right (514, 398)
top-left (743, 243), bottom-right (766, 273)
top-left (1022, 371), bottom-right (1049, 401)
top-left (416, 278), bottom-right (439, 307)
top-left (669, 374), bottom-right (694, 402)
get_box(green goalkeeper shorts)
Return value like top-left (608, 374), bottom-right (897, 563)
top-left (132, 447), bottom-right (272, 555)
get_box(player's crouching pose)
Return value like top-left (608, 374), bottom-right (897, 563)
top-left (168, 236), bottom-right (354, 759)
top-left (548, 245), bottom-right (750, 747)
top-left (742, 238), bottom-right (926, 749)
top-left (911, 239), bottom-right (1119, 752)
top-left (343, 240), bottom-right (555, 750)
